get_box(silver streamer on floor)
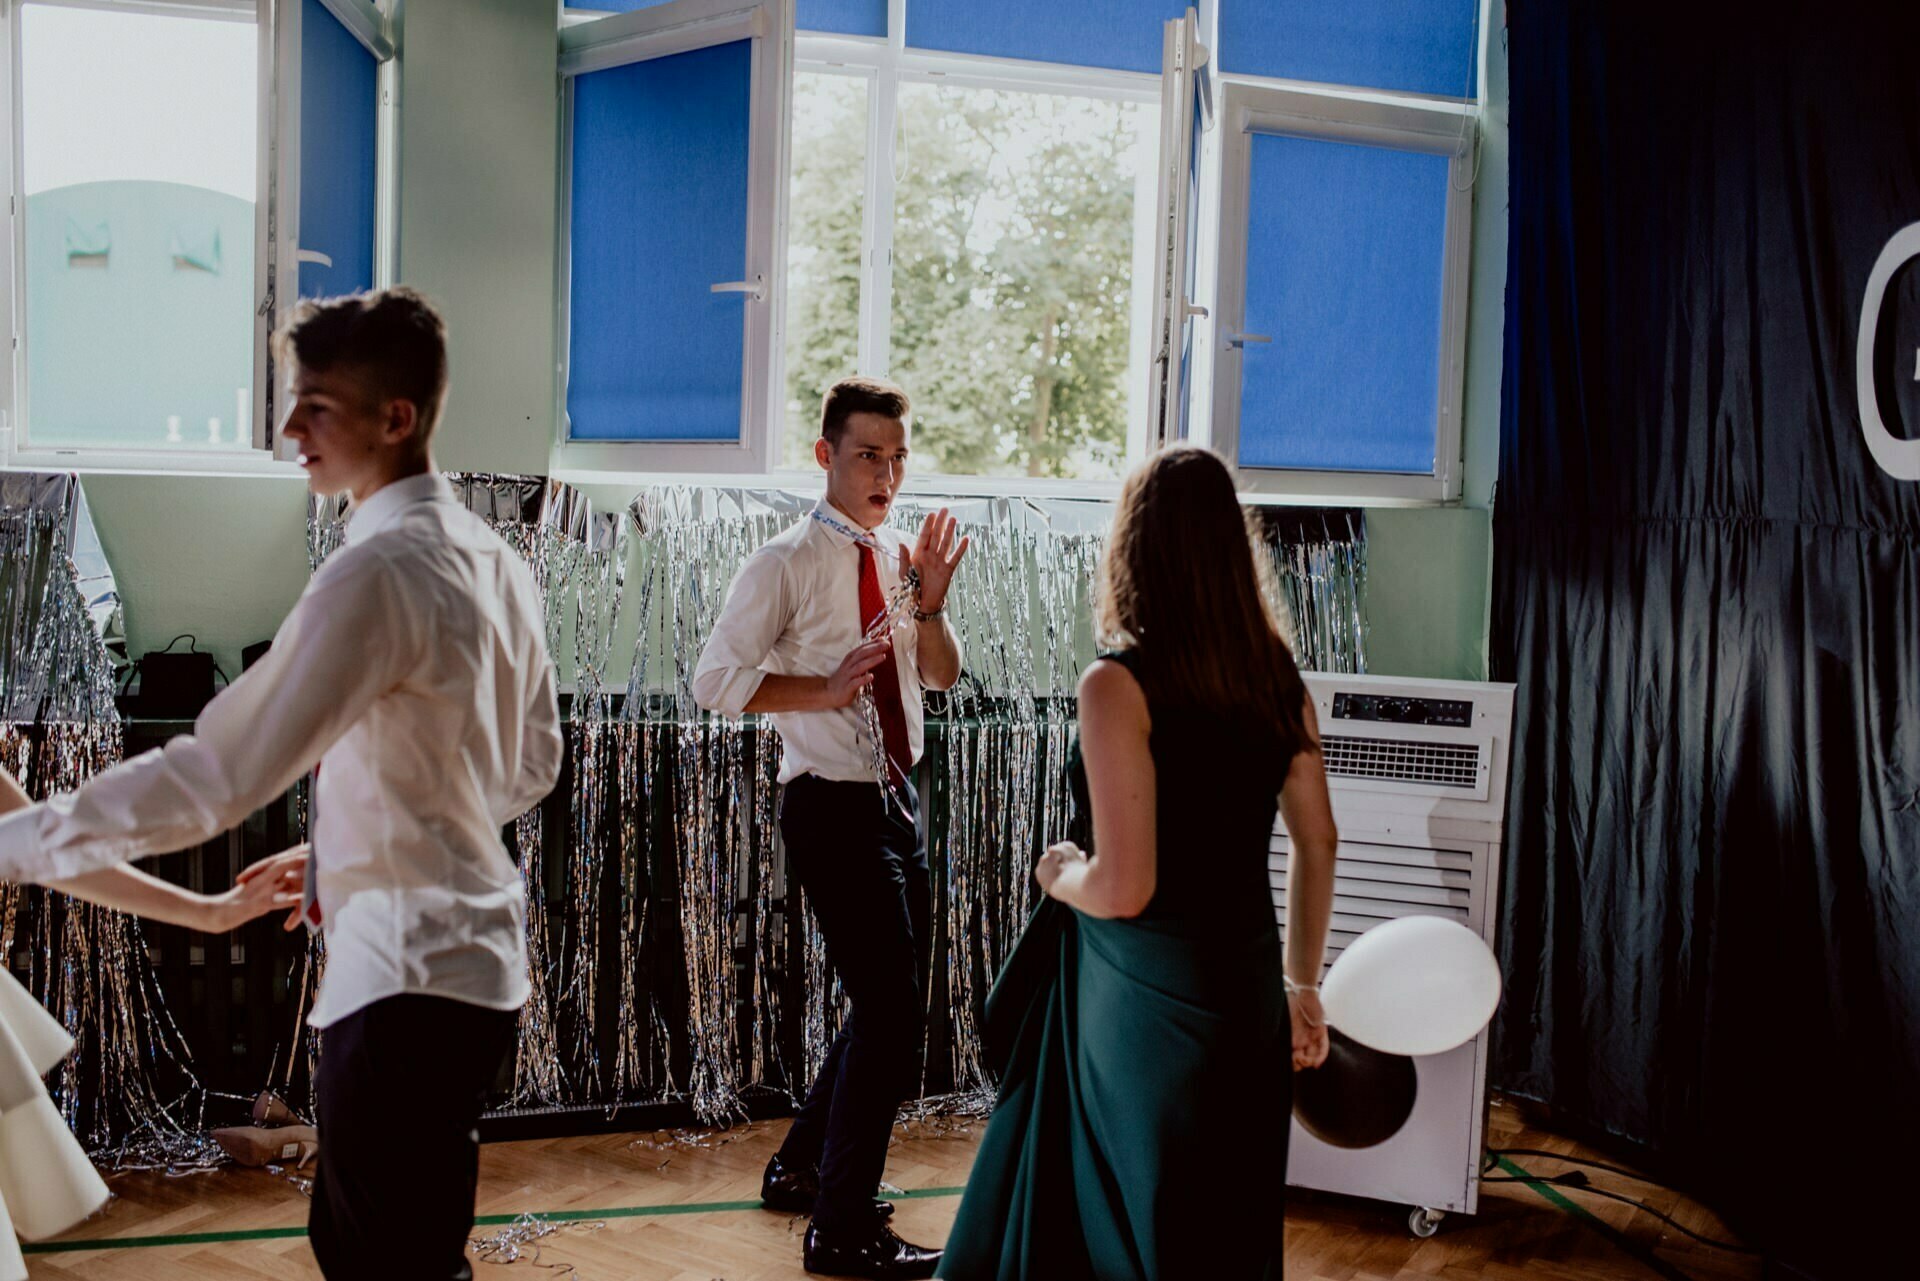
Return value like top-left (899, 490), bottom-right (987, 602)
top-left (470, 1211), bottom-right (606, 1274)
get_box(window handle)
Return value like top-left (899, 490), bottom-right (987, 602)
top-left (296, 249), bottom-right (333, 268)
top-left (1225, 332), bottom-right (1272, 348)
top-left (710, 277), bottom-right (765, 302)
top-left (1185, 302), bottom-right (1209, 319)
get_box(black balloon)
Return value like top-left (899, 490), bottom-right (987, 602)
top-left (1292, 1026), bottom-right (1418, 1149)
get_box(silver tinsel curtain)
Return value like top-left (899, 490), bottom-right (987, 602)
top-left (0, 472), bottom-right (1374, 1154)
top-left (0, 473), bottom-right (209, 1153)
top-left (303, 477), bottom-right (1368, 1125)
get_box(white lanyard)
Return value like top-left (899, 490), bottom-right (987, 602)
top-left (809, 505), bottom-right (883, 551)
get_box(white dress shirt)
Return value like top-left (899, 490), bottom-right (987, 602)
top-left (0, 472), bottom-right (563, 1028)
top-left (693, 500), bottom-right (954, 784)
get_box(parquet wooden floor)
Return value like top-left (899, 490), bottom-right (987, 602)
top-left (26, 1097), bottom-right (1762, 1280)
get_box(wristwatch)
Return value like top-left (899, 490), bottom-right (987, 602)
top-left (911, 602), bottom-right (946, 622)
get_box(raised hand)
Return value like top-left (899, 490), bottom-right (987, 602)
top-left (901, 509), bottom-right (971, 614)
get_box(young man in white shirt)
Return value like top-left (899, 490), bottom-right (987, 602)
top-left (694, 377), bottom-right (968, 1281)
top-left (0, 288), bottom-right (563, 1279)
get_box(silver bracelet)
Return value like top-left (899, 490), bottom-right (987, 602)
top-left (911, 603), bottom-right (946, 622)
top-left (1284, 976), bottom-right (1325, 1027)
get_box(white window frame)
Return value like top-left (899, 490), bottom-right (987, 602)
top-left (0, 0), bottom-right (393, 474)
top-left (1207, 80), bottom-right (1477, 505)
top-left (552, 0), bottom-right (794, 476)
top-left (1145, 6), bottom-right (1210, 451)
top-left (269, 0), bottom-right (396, 463)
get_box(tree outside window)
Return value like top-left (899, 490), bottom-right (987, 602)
top-left (784, 74), bottom-right (1154, 481)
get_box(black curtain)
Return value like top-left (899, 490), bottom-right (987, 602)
top-left (1492, 4), bottom-right (1920, 1275)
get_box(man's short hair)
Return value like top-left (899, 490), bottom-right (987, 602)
top-left (273, 287), bottom-right (450, 440)
top-left (819, 376), bottom-right (910, 445)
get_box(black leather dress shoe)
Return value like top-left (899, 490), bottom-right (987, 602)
top-left (760, 1155), bottom-right (893, 1219)
top-left (803, 1220), bottom-right (942, 1280)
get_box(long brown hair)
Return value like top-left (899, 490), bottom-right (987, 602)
top-left (1096, 445), bottom-right (1312, 755)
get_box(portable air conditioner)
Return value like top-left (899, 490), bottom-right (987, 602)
top-left (1273, 672), bottom-right (1516, 1238)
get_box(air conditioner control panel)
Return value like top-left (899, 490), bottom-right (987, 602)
top-left (1330, 691), bottom-right (1474, 728)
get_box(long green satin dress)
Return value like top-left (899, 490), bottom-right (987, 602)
top-left (940, 651), bottom-right (1295, 1280)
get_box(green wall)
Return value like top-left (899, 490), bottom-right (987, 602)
top-left (1363, 1), bottom-right (1508, 683)
top-left (35, 0), bottom-right (1509, 689)
top-left (1363, 507), bottom-right (1492, 681)
top-left (79, 472), bottom-right (310, 678)
top-left (394, 0), bottom-right (558, 477)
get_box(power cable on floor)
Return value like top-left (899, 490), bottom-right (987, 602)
top-left (1484, 1149), bottom-right (1760, 1256)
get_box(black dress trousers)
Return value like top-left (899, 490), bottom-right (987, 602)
top-left (309, 993), bottom-right (519, 1279)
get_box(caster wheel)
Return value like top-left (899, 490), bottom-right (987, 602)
top-left (1408, 1207), bottom-right (1444, 1239)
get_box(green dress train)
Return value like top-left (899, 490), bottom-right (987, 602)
top-left (940, 651), bottom-right (1295, 1280)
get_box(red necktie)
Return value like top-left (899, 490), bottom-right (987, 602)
top-left (857, 544), bottom-right (912, 787)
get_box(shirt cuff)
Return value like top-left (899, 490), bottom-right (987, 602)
top-left (0, 803), bottom-right (51, 885)
top-left (694, 665), bottom-right (768, 718)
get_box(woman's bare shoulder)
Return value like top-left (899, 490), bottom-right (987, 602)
top-left (1078, 658), bottom-right (1147, 714)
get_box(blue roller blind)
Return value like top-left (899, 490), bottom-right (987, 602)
top-left (298, 0), bottom-right (377, 298)
top-left (569, 0), bottom-right (882, 35)
top-left (564, 1), bottom-right (676, 13)
top-left (1236, 133), bottom-right (1449, 474)
top-left (799, 0), bottom-right (885, 36)
top-left (1221, 0), bottom-right (1479, 98)
top-left (906, 0), bottom-right (1185, 75)
top-left (568, 40), bottom-right (752, 443)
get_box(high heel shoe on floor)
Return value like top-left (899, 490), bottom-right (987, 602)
top-left (250, 1090), bottom-right (301, 1129)
top-left (212, 1124), bottom-right (319, 1170)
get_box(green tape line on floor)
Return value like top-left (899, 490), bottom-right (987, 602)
top-left (24, 1186), bottom-right (970, 1255)
top-left (1493, 1155), bottom-right (1698, 1281)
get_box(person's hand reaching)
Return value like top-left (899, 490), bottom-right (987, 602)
top-left (232, 845), bottom-right (310, 931)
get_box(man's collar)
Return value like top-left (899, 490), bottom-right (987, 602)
top-left (810, 497), bottom-right (880, 549)
top-left (346, 472), bottom-right (453, 545)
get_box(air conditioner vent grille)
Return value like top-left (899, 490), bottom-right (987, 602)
top-left (1323, 734), bottom-right (1480, 789)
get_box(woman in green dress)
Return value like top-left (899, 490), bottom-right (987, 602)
top-left (940, 444), bottom-right (1339, 1281)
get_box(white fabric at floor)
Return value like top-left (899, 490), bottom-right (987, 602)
top-left (0, 970), bottom-right (111, 1278)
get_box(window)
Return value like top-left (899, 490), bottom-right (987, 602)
top-left (780, 69), bottom-right (868, 468)
top-left (1207, 86), bottom-right (1476, 502)
top-left (11, 0), bottom-right (260, 455)
top-left (559, 2), bottom-right (1486, 501)
top-left (782, 67), bottom-right (1154, 481)
top-left (291, 0), bottom-right (389, 302)
top-left (557, 0), bottom-right (790, 473)
top-left (780, 35), bottom-right (1159, 484)
top-left (1203, 2), bottom-right (1482, 503)
top-left (885, 83), bottom-right (1152, 480)
top-left (1, 0), bottom-right (392, 467)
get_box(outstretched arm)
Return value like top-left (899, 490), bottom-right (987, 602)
top-left (0, 550), bottom-right (415, 885)
top-left (0, 764), bottom-right (306, 933)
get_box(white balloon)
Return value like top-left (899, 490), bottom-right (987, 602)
top-left (1320, 916), bottom-right (1502, 1057)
